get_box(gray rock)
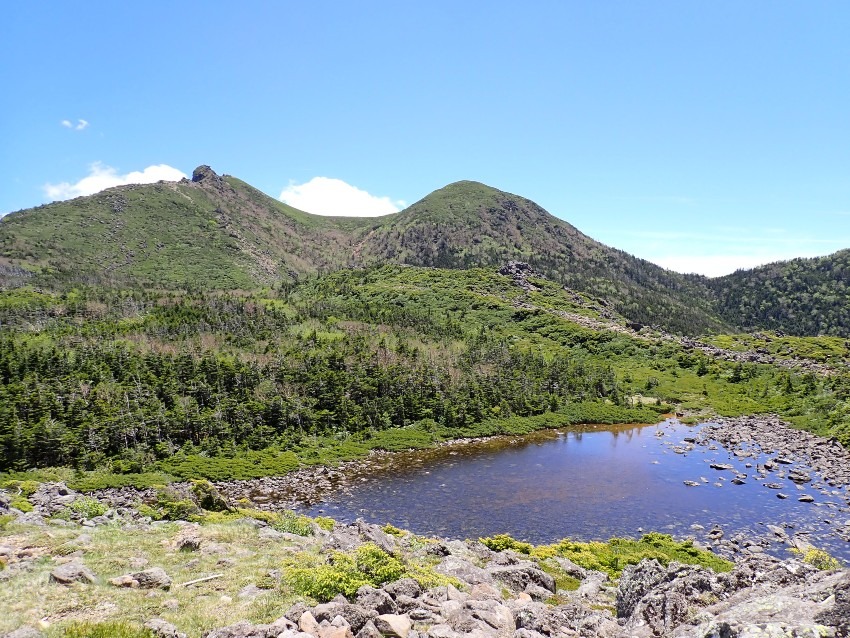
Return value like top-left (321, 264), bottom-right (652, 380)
top-left (618, 559), bottom-right (722, 636)
top-left (552, 556), bottom-right (587, 580)
top-left (110, 567), bottom-right (171, 589)
top-left (144, 618), bottom-right (188, 638)
top-left (258, 526), bottom-right (285, 540)
top-left (356, 585), bottom-right (397, 614)
top-left (374, 614), bottom-right (412, 638)
top-left (384, 577), bottom-right (422, 600)
top-left (487, 561), bottom-right (555, 593)
top-left (674, 569), bottom-right (849, 638)
top-left (238, 584), bottom-right (265, 600)
top-left (14, 512), bottom-right (46, 526)
top-left (49, 561), bottom-right (96, 585)
top-left (435, 556), bottom-right (494, 586)
top-left (354, 520), bottom-right (397, 555)
top-left (312, 603), bottom-right (376, 633)
top-left (28, 482), bottom-right (78, 515)
top-left (203, 621), bottom-right (282, 638)
top-left (354, 620), bottom-right (382, 638)
top-left (1, 627), bottom-right (45, 638)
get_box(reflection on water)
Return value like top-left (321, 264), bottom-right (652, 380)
top-left (296, 421), bottom-right (850, 560)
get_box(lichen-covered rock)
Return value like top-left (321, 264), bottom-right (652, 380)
top-left (673, 569), bottom-right (849, 637)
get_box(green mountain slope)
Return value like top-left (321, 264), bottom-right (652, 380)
top-left (709, 250), bottom-right (850, 336)
top-left (2, 166), bottom-right (848, 337)
top-left (0, 166), bottom-right (366, 289)
top-left (353, 181), bottom-right (726, 334)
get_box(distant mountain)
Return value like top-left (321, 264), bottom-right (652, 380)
top-left (0, 165), bottom-right (371, 289)
top-left (353, 180), bottom-right (726, 334)
top-left (709, 250), bottom-right (850, 337)
top-left (1, 165), bottom-right (848, 337)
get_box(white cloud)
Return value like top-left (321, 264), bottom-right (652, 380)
top-left (280, 177), bottom-right (404, 216)
top-left (43, 162), bottom-right (187, 201)
top-left (61, 118), bottom-right (89, 131)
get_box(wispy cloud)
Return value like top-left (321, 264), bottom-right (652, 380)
top-left (43, 162), bottom-right (187, 201)
top-left (61, 118), bottom-right (89, 131)
top-left (280, 177), bottom-right (404, 217)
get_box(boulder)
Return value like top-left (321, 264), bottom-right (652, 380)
top-left (374, 614), bottom-right (412, 638)
top-left (486, 561), bottom-right (555, 593)
top-left (203, 621), bottom-right (282, 638)
top-left (311, 603), bottom-right (376, 633)
top-left (435, 556), bottom-right (494, 586)
top-left (144, 618), bottom-right (188, 638)
top-left (384, 578), bottom-right (422, 600)
top-left (618, 560), bottom-right (722, 636)
top-left (354, 620), bottom-right (382, 638)
top-left (28, 482), bottom-right (78, 515)
top-left (356, 585), bottom-right (397, 614)
top-left (49, 561), bottom-right (96, 585)
top-left (110, 567), bottom-right (172, 589)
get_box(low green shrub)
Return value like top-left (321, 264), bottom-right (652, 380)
top-left (533, 532), bottom-right (733, 578)
top-left (0, 479), bottom-right (40, 497)
top-left (271, 510), bottom-right (314, 536)
top-left (10, 496), bottom-right (33, 513)
top-left (68, 472), bottom-right (175, 492)
top-left (480, 533), bottom-right (533, 554)
top-left (285, 542), bottom-right (454, 602)
top-left (142, 487), bottom-right (202, 521)
top-left (159, 449), bottom-right (299, 481)
top-left (70, 496), bottom-right (108, 519)
top-left (190, 479), bottom-right (232, 512)
top-left (799, 547), bottom-right (843, 570)
top-left (315, 516), bottom-right (336, 531)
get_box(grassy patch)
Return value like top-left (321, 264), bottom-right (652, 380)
top-left (63, 621), bottom-right (155, 638)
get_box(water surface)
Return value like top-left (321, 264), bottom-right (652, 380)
top-left (297, 420), bottom-right (850, 560)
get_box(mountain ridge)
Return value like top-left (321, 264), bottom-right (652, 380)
top-left (1, 165), bottom-right (848, 337)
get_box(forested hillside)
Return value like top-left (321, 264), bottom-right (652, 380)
top-left (2, 266), bottom-right (850, 487)
top-left (710, 250), bottom-right (850, 336)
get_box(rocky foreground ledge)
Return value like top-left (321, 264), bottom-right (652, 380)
top-left (1, 477), bottom-right (850, 638)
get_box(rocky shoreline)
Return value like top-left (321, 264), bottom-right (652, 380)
top-left (2, 480), bottom-right (850, 637)
top-left (4, 414), bottom-right (850, 636)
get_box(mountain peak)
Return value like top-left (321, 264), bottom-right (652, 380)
top-left (191, 165), bottom-right (222, 184)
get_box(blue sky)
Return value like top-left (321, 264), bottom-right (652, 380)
top-left (3, 2), bottom-right (848, 276)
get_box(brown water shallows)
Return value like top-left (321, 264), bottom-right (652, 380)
top-left (219, 419), bottom-right (850, 561)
